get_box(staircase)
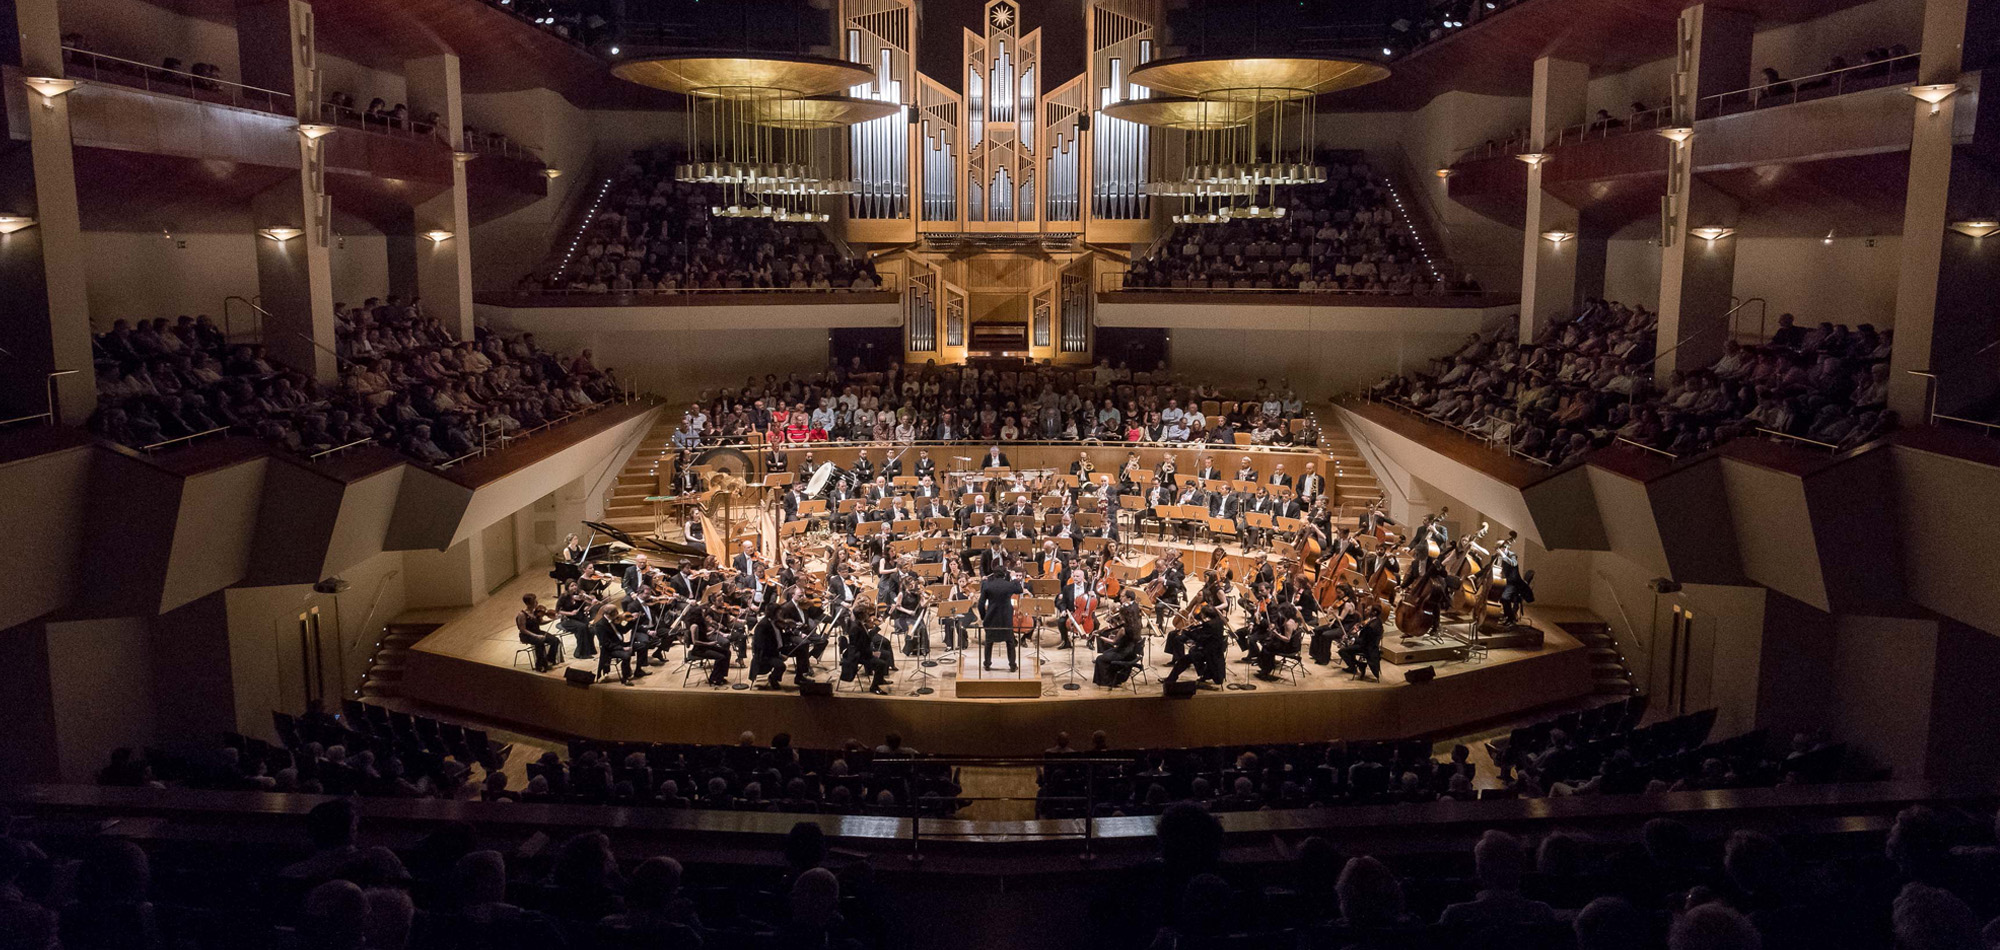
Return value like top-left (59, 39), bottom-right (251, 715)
top-left (1320, 415), bottom-right (1384, 510)
top-left (357, 621), bottom-right (441, 700)
top-left (600, 417), bottom-right (680, 537)
top-left (1559, 619), bottom-right (1640, 696)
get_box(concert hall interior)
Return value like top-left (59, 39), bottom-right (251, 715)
top-left (3, 0), bottom-right (1999, 947)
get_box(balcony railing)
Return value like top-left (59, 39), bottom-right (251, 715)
top-left (1698, 54), bottom-right (1920, 118)
top-left (60, 48), bottom-right (294, 116)
top-left (462, 133), bottom-right (543, 163)
top-left (321, 101), bottom-right (445, 142)
top-left (1100, 269), bottom-right (1491, 299)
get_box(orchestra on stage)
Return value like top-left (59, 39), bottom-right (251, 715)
top-left (519, 444), bottom-right (1535, 696)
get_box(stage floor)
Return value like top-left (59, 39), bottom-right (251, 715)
top-left (402, 561), bottom-right (1597, 753)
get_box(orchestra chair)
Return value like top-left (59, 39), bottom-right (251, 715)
top-left (1271, 649), bottom-right (1306, 687)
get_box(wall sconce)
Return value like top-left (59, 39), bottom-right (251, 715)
top-left (422, 229), bottom-right (455, 243)
top-left (0, 215), bottom-right (38, 234)
top-left (452, 151), bottom-right (478, 164)
top-left (1655, 127), bottom-right (1694, 144)
top-left (296, 123), bottom-right (336, 144)
top-left (22, 77), bottom-right (78, 109)
top-left (1690, 226), bottom-right (1736, 241)
top-left (540, 168), bottom-right (564, 180)
top-left (259, 226), bottom-right (304, 241)
top-left (1515, 152), bottom-right (1550, 167)
top-left (1948, 220), bottom-right (2000, 238)
top-left (1434, 167), bottom-right (1455, 180)
top-left (1823, 229), bottom-right (1835, 245)
top-left (1541, 229), bottom-right (1574, 242)
top-left (1906, 83), bottom-right (1959, 115)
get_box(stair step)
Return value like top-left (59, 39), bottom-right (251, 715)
top-left (366, 667), bottom-right (406, 682)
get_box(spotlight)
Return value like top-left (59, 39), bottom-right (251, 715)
top-left (1655, 127), bottom-right (1694, 144)
top-left (22, 76), bottom-right (78, 109)
top-left (297, 123), bottom-right (337, 143)
top-left (1540, 229), bottom-right (1574, 243)
top-left (1906, 83), bottom-right (1959, 115)
top-left (1948, 220), bottom-right (2000, 238)
top-left (1515, 152), bottom-right (1550, 167)
top-left (422, 229), bottom-right (455, 243)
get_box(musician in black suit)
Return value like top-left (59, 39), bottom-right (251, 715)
top-left (750, 591), bottom-right (813, 689)
top-left (850, 450), bottom-right (875, 483)
top-left (590, 602), bottom-right (640, 685)
top-left (1136, 481), bottom-right (1175, 540)
top-left (1164, 599), bottom-right (1225, 687)
top-left (1192, 456), bottom-right (1223, 482)
top-left (881, 452), bottom-right (904, 479)
top-left (1297, 463), bottom-right (1325, 503)
top-left (1339, 603), bottom-right (1385, 680)
top-left (979, 567), bottom-right (1027, 671)
top-left (1496, 535), bottom-right (1535, 626)
top-left (958, 494), bottom-right (992, 528)
top-left (838, 604), bottom-right (894, 694)
top-left (1272, 494), bottom-right (1303, 521)
top-left (620, 554), bottom-right (654, 601)
top-left (1268, 464), bottom-right (1295, 489)
top-left (1092, 593), bottom-right (1144, 687)
top-left (913, 449), bottom-right (936, 480)
top-left (732, 542), bottom-right (766, 601)
top-left (981, 445), bottom-right (1010, 469)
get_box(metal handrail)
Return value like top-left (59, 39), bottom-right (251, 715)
top-left (1929, 414), bottom-right (2000, 438)
top-left (1905, 370), bottom-right (1939, 425)
top-left (321, 101), bottom-right (438, 141)
top-left (1698, 53), bottom-right (1920, 117)
top-left (307, 436), bottom-right (375, 460)
top-left (293, 332), bottom-right (356, 370)
top-left (60, 47), bottom-right (294, 114)
top-left (1756, 427), bottom-right (1842, 452)
top-left (1615, 436), bottom-right (1680, 459)
top-left (1100, 271), bottom-right (1492, 297)
top-left (434, 404), bottom-right (608, 470)
top-left (462, 134), bottom-right (543, 162)
top-left (493, 284), bottom-right (892, 298)
top-left (1549, 104), bottom-right (1675, 147)
top-left (140, 425), bottom-right (233, 454)
top-left (1652, 296), bottom-right (1765, 369)
top-left (0, 370), bottom-right (82, 430)
top-left (1372, 395), bottom-right (1555, 467)
top-left (223, 296), bottom-right (271, 343)
top-left (1728, 297), bottom-right (1769, 344)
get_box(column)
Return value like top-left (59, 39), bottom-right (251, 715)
top-left (240, 0), bottom-right (338, 382)
top-left (404, 54), bottom-right (475, 340)
top-left (1886, 0), bottom-right (1993, 419)
top-left (0, 0), bottom-right (95, 424)
top-left (1517, 57), bottom-right (1589, 343)
top-left (1654, 4), bottom-right (1753, 378)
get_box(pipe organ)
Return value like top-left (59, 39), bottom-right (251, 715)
top-left (842, 0), bottom-right (1161, 236)
top-left (841, 0), bottom-right (913, 220)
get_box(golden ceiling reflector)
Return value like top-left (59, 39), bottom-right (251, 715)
top-left (1101, 96), bottom-right (1264, 130)
top-left (742, 95), bottom-right (901, 130)
top-left (1128, 55), bottom-right (1390, 101)
top-left (610, 54), bottom-right (875, 99)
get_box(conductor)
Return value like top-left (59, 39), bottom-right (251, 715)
top-left (978, 564), bottom-right (1027, 672)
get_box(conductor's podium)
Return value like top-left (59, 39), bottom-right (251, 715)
top-left (955, 654), bottom-right (1043, 698)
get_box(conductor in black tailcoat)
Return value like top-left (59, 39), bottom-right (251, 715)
top-left (978, 566), bottom-right (1027, 672)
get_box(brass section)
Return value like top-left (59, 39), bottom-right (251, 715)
top-left (743, 95), bottom-right (902, 129)
top-left (1128, 55), bottom-right (1390, 100)
top-left (610, 54), bottom-right (876, 99)
top-left (1100, 96), bottom-right (1263, 130)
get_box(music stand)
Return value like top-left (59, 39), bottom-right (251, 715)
top-left (937, 598), bottom-right (974, 663)
top-left (1056, 611), bottom-right (1087, 691)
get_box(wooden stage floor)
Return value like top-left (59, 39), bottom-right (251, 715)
top-left (403, 568), bottom-right (1595, 755)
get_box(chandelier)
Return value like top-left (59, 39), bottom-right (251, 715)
top-left (1115, 56), bottom-right (1389, 223)
top-left (610, 55), bottom-right (888, 221)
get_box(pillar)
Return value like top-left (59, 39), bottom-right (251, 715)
top-left (0, 0), bottom-right (95, 424)
top-left (1654, 4), bottom-right (1753, 378)
top-left (1886, 0), bottom-right (1996, 419)
top-left (240, 0), bottom-right (338, 381)
top-left (1518, 57), bottom-right (1589, 343)
top-left (404, 54), bottom-right (474, 340)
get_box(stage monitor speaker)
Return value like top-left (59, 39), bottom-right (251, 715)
top-left (1405, 665), bottom-right (1436, 685)
top-left (564, 665), bottom-right (597, 687)
top-left (799, 681), bottom-right (834, 697)
top-left (1163, 681), bottom-right (1198, 699)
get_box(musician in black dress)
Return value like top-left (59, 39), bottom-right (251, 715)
top-left (839, 603), bottom-right (895, 694)
top-left (687, 612), bottom-right (734, 686)
top-left (1339, 603), bottom-right (1386, 680)
top-left (1253, 617), bottom-right (1302, 680)
top-left (890, 576), bottom-right (927, 655)
top-left (1093, 593), bottom-right (1143, 687)
top-left (979, 566), bottom-right (1027, 672)
top-left (1136, 554), bottom-right (1186, 628)
top-left (555, 581), bottom-right (596, 660)
top-left (750, 592), bottom-right (813, 689)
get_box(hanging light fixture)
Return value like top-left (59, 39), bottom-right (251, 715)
top-left (1117, 56), bottom-right (1390, 224)
top-left (611, 55), bottom-right (881, 222)
top-left (1689, 226), bottom-right (1736, 241)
